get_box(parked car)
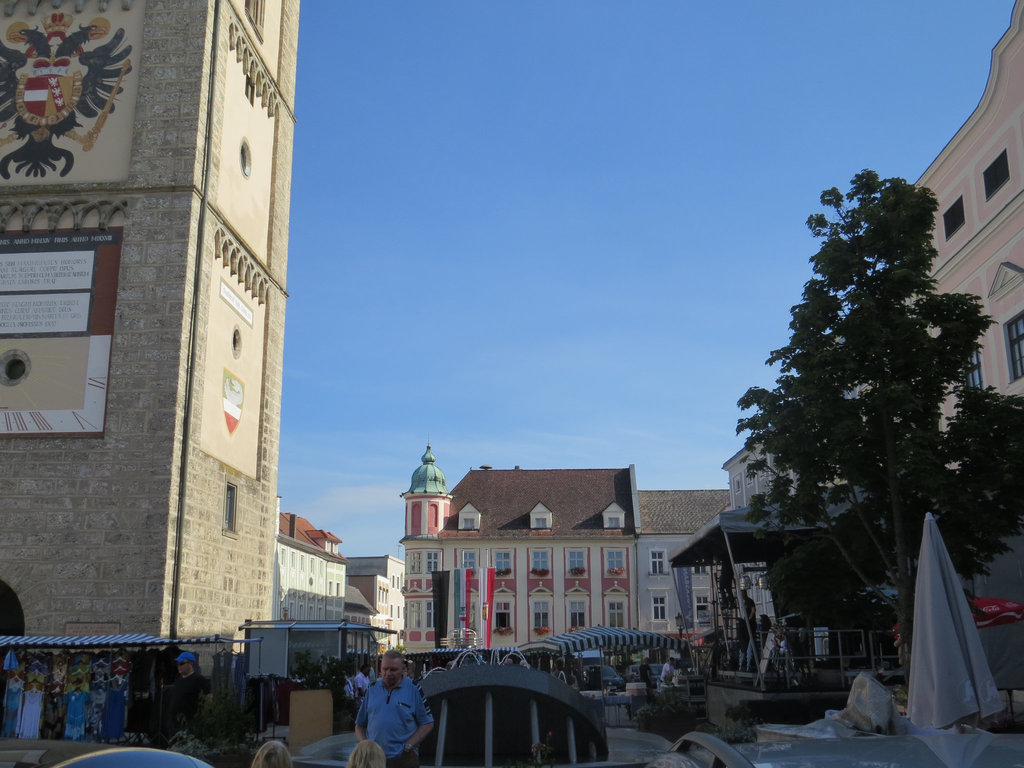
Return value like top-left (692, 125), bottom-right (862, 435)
top-left (601, 664), bottom-right (626, 691)
top-left (648, 730), bottom-right (1024, 768)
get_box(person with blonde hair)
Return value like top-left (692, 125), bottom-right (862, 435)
top-left (348, 738), bottom-right (386, 768)
top-left (250, 739), bottom-right (292, 768)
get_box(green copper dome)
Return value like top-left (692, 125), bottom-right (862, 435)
top-left (407, 445), bottom-right (448, 495)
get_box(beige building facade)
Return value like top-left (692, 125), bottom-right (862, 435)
top-left (0, 0), bottom-right (299, 638)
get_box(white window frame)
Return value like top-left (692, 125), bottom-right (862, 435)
top-left (652, 594), bottom-right (666, 621)
top-left (650, 550), bottom-right (666, 575)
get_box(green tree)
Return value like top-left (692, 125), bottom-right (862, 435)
top-left (737, 170), bottom-right (1024, 666)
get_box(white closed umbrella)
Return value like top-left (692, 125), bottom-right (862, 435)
top-left (907, 513), bottom-right (1004, 729)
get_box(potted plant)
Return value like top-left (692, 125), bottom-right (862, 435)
top-left (495, 626), bottom-right (514, 636)
top-left (169, 692), bottom-right (256, 767)
top-left (495, 568), bottom-right (512, 577)
top-left (530, 568), bottom-right (549, 577)
top-left (606, 567), bottom-right (625, 576)
top-left (568, 567), bottom-right (586, 576)
top-left (533, 626), bottom-right (551, 636)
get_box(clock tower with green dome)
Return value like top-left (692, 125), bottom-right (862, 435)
top-left (403, 445), bottom-right (452, 537)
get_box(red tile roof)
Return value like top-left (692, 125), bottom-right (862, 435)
top-left (279, 513), bottom-right (342, 550)
top-left (443, 467), bottom-right (635, 538)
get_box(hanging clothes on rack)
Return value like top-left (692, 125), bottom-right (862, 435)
top-left (16, 653), bottom-right (48, 739)
top-left (41, 652), bottom-right (68, 739)
top-left (64, 652), bottom-right (92, 741)
top-left (2, 651), bottom-right (25, 738)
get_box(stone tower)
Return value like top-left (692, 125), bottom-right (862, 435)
top-left (0, 0), bottom-right (299, 638)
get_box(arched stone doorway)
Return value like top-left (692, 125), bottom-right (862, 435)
top-left (0, 581), bottom-right (24, 636)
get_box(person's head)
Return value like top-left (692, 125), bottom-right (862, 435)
top-left (380, 650), bottom-right (405, 689)
top-left (174, 651), bottom-right (197, 677)
top-left (360, 664), bottom-right (370, 675)
top-left (348, 739), bottom-right (386, 768)
top-left (251, 739), bottom-right (292, 768)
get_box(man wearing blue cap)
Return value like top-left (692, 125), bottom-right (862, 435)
top-left (168, 651), bottom-right (210, 732)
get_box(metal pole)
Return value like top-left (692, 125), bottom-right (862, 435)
top-left (529, 698), bottom-right (539, 746)
top-left (566, 716), bottom-right (577, 764)
top-left (433, 698), bottom-right (449, 768)
top-left (484, 691), bottom-right (493, 768)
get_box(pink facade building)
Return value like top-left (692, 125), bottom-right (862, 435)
top-left (401, 447), bottom-right (641, 652)
top-left (921, 1), bottom-right (1024, 396)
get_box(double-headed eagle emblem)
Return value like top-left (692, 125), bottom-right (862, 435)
top-left (0, 12), bottom-right (132, 179)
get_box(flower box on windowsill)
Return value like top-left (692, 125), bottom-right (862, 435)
top-left (530, 568), bottom-right (550, 577)
top-left (533, 626), bottom-right (551, 635)
top-left (568, 567), bottom-right (586, 576)
top-left (495, 626), bottom-right (514, 635)
top-left (569, 626), bottom-right (584, 633)
top-left (606, 567), bottom-right (625, 576)
top-left (495, 568), bottom-right (512, 577)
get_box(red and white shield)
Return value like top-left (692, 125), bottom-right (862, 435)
top-left (19, 67), bottom-right (79, 126)
top-left (223, 369), bottom-right (244, 436)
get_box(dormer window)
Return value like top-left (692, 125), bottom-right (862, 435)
top-left (530, 503), bottom-right (552, 530)
top-left (459, 504), bottom-right (481, 531)
top-left (602, 503), bottom-right (626, 529)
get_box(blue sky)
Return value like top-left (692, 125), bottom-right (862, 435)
top-left (280, 2), bottom-right (1016, 558)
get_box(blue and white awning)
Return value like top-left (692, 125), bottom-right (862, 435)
top-left (519, 626), bottom-right (685, 654)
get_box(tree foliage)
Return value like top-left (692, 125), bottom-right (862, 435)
top-left (737, 170), bottom-right (1024, 659)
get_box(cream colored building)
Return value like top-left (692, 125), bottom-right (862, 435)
top-left (346, 555), bottom-right (406, 648)
top-left (274, 511), bottom-right (347, 622)
top-left (0, 0), bottom-right (298, 638)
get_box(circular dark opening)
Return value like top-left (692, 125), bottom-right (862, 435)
top-left (5, 358), bottom-right (26, 382)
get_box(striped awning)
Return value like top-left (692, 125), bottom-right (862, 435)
top-left (519, 626), bottom-right (685, 654)
top-left (0, 633), bottom-right (248, 649)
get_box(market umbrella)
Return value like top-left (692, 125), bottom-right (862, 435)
top-left (907, 513), bottom-right (1004, 729)
top-left (970, 597), bottom-right (1024, 629)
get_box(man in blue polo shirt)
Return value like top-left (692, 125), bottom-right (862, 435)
top-left (356, 650), bottom-right (434, 768)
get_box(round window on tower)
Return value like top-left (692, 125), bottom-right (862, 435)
top-left (240, 139), bottom-right (252, 177)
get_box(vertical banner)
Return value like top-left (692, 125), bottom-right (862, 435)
top-left (453, 568), bottom-right (468, 630)
top-left (674, 565), bottom-right (694, 630)
top-left (431, 571), bottom-right (450, 648)
top-left (476, 567), bottom-right (496, 648)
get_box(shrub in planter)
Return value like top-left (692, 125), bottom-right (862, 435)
top-left (170, 691), bottom-right (256, 763)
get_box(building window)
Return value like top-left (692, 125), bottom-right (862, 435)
top-left (1009, 313), bottom-right (1024, 381)
top-left (604, 513), bottom-right (623, 529)
top-left (533, 600), bottom-right (550, 629)
top-left (608, 600), bottom-right (625, 628)
top-left (494, 550), bottom-right (512, 576)
top-left (984, 149), bottom-right (1010, 200)
top-left (425, 601), bottom-right (434, 629)
top-left (605, 550), bottom-right (625, 575)
top-left (650, 550), bottom-right (666, 575)
top-left (569, 600), bottom-right (586, 628)
top-left (244, 0), bottom-right (265, 38)
top-left (462, 550), bottom-right (476, 571)
top-left (531, 511), bottom-right (551, 529)
top-left (567, 549), bottom-right (586, 575)
top-left (495, 600), bottom-right (511, 629)
top-left (652, 595), bottom-right (666, 621)
top-left (531, 550), bottom-right (550, 575)
top-left (967, 348), bottom-right (983, 389)
top-left (224, 483), bottom-right (237, 531)
top-left (693, 565), bottom-right (708, 575)
top-left (425, 551), bottom-right (440, 573)
top-left (409, 552), bottom-right (422, 574)
top-left (943, 197), bottom-right (965, 239)
top-left (244, 75), bottom-right (256, 106)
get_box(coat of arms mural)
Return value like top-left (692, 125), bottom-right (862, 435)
top-left (0, 12), bottom-right (132, 180)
